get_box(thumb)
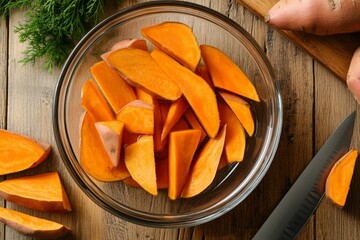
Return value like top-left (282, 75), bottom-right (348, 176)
top-left (347, 46), bottom-right (360, 104)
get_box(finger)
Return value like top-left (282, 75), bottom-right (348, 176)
top-left (347, 46), bottom-right (360, 104)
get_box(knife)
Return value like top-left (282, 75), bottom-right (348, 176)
top-left (253, 111), bottom-right (356, 240)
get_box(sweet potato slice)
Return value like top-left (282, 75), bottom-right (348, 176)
top-left (325, 149), bottom-right (358, 208)
top-left (183, 109), bottom-right (207, 142)
top-left (168, 130), bottom-right (201, 200)
top-left (124, 136), bottom-right (157, 195)
top-left (107, 48), bottom-right (182, 100)
top-left (95, 121), bottom-right (124, 168)
top-left (81, 79), bottom-right (115, 122)
top-left (90, 61), bottom-right (137, 113)
top-left (0, 129), bottom-right (51, 175)
top-left (116, 100), bottom-right (154, 134)
top-left (151, 49), bottom-right (219, 138)
top-left (80, 112), bottom-right (130, 181)
top-left (0, 172), bottom-right (71, 212)
top-left (161, 97), bottom-right (189, 142)
top-left (219, 90), bottom-right (255, 137)
top-left (141, 22), bottom-right (201, 72)
top-left (0, 207), bottom-right (71, 239)
top-left (201, 45), bottom-right (260, 102)
top-left (101, 38), bottom-right (148, 63)
top-left (181, 125), bottom-right (227, 198)
top-left (218, 101), bottom-right (246, 162)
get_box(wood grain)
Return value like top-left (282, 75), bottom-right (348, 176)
top-left (0, 13), bottom-right (7, 240)
top-left (237, 0), bottom-right (360, 82)
top-left (1, 0), bottom-right (359, 239)
top-left (314, 62), bottom-right (360, 240)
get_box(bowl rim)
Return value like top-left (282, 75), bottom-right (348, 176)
top-left (53, 0), bottom-right (283, 228)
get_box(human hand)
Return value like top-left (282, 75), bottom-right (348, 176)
top-left (265, 0), bottom-right (360, 103)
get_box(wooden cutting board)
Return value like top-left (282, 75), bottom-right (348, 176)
top-left (237, 0), bottom-right (360, 82)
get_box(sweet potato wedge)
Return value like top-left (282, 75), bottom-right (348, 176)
top-left (141, 22), bottom-right (201, 72)
top-left (151, 49), bottom-right (220, 138)
top-left (81, 79), bottom-right (115, 122)
top-left (325, 149), bottom-right (358, 208)
top-left (168, 130), bottom-right (201, 200)
top-left (107, 48), bottom-right (182, 100)
top-left (124, 135), bottom-right (157, 195)
top-left (134, 89), bottom-right (165, 151)
top-left (80, 112), bottom-right (130, 181)
top-left (101, 38), bottom-right (148, 63)
top-left (91, 61), bottom-right (137, 113)
top-left (181, 125), bottom-right (227, 198)
top-left (219, 90), bottom-right (255, 137)
top-left (0, 172), bottom-right (71, 212)
top-left (161, 97), bottom-right (189, 142)
top-left (0, 129), bottom-right (51, 175)
top-left (0, 207), bottom-right (71, 239)
top-left (218, 101), bottom-right (246, 162)
top-left (116, 100), bottom-right (154, 134)
top-left (201, 45), bottom-right (260, 102)
top-left (95, 121), bottom-right (124, 168)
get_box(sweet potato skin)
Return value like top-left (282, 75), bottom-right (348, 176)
top-left (347, 47), bottom-right (360, 104)
top-left (0, 207), bottom-right (71, 239)
top-left (266, 0), bottom-right (360, 35)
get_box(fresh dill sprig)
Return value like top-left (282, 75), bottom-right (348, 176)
top-left (0, 0), bottom-right (113, 72)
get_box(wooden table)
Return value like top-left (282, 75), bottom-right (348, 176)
top-left (1, 0), bottom-right (359, 239)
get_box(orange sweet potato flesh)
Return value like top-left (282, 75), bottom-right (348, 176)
top-left (91, 61), bottom-right (137, 113)
top-left (161, 97), bottom-right (189, 142)
top-left (325, 149), bottom-right (358, 208)
top-left (0, 207), bottom-right (71, 239)
top-left (107, 48), bottom-right (182, 101)
top-left (81, 79), bottom-right (115, 122)
top-left (219, 90), bottom-right (255, 137)
top-left (116, 100), bottom-right (154, 134)
top-left (201, 45), bottom-right (260, 102)
top-left (168, 130), bottom-right (201, 200)
top-left (183, 109), bottom-right (207, 142)
top-left (151, 49), bottom-right (220, 138)
top-left (218, 101), bottom-right (246, 162)
top-left (136, 88), bottom-right (157, 106)
top-left (141, 22), bottom-right (201, 72)
top-left (95, 121), bottom-right (124, 168)
top-left (181, 125), bottom-right (227, 198)
top-left (101, 38), bottom-right (148, 63)
top-left (135, 89), bottom-right (165, 151)
top-left (80, 112), bottom-right (130, 181)
top-left (0, 129), bottom-right (51, 175)
top-left (124, 136), bottom-right (157, 195)
top-left (0, 172), bottom-right (71, 212)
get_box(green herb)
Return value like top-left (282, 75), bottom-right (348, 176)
top-left (0, 0), bottom-right (116, 72)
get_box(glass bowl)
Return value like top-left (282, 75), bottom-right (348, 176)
top-left (53, 1), bottom-right (282, 228)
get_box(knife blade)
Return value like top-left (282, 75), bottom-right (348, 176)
top-left (252, 111), bottom-right (356, 240)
